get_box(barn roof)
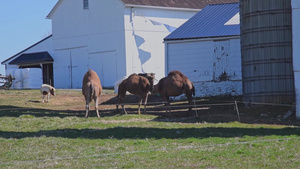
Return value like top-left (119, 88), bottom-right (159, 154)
top-left (47, 0), bottom-right (239, 18)
top-left (9, 52), bottom-right (53, 65)
top-left (164, 3), bottom-right (240, 41)
top-left (120, 0), bottom-right (239, 10)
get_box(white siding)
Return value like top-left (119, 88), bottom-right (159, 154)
top-left (124, 7), bottom-right (197, 82)
top-left (166, 38), bottom-right (242, 97)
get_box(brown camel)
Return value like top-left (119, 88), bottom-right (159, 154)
top-left (153, 70), bottom-right (195, 116)
top-left (117, 73), bottom-right (155, 115)
top-left (82, 69), bottom-right (102, 118)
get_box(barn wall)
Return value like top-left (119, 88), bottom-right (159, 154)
top-left (50, 0), bottom-right (198, 88)
top-left (51, 0), bottom-right (126, 88)
top-left (124, 7), bottom-right (197, 82)
top-left (292, 0), bottom-right (300, 119)
top-left (166, 37), bottom-right (242, 97)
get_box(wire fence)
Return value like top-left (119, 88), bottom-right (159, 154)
top-left (0, 99), bottom-right (295, 113)
top-left (0, 98), bottom-right (296, 124)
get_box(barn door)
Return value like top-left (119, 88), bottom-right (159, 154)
top-left (53, 50), bottom-right (71, 88)
top-left (70, 48), bottom-right (88, 89)
top-left (42, 63), bottom-right (54, 86)
top-left (88, 51), bottom-right (117, 87)
top-left (213, 40), bottom-right (230, 81)
top-left (102, 52), bottom-right (117, 87)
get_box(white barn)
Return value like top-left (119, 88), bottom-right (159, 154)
top-left (2, 0), bottom-right (239, 89)
top-left (164, 3), bottom-right (242, 97)
top-left (47, 0), bottom-right (202, 89)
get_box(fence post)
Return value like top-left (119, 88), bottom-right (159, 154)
top-left (235, 101), bottom-right (241, 122)
top-left (193, 100), bottom-right (198, 118)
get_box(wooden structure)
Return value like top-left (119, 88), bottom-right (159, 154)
top-left (0, 74), bottom-right (15, 89)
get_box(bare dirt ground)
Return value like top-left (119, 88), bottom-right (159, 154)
top-left (1, 89), bottom-right (298, 126)
top-left (70, 92), bottom-right (300, 126)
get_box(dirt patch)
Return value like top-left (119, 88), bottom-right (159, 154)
top-left (68, 93), bottom-right (300, 126)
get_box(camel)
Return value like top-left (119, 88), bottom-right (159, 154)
top-left (153, 70), bottom-right (195, 116)
top-left (82, 69), bottom-right (102, 118)
top-left (117, 73), bottom-right (155, 115)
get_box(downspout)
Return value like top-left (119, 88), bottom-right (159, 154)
top-left (292, 0), bottom-right (300, 119)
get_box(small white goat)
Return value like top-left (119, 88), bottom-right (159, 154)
top-left (40, 84), bottom-right (56, 103)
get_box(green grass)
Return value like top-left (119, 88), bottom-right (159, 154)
top-left (0, 89), bottom-right (299, 168)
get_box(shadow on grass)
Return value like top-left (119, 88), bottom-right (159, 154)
top-left (0, 105), bottom-right (117, 118)
top-left (1, 100), bottom-right (299, 126)
top-left (0, 126), bottom-right (299, 139)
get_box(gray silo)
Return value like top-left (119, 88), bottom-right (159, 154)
top-left (240, 0), bottom-right (295, 104)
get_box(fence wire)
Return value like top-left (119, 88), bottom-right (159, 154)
top-left (0, 99), bottom-right (295, 112)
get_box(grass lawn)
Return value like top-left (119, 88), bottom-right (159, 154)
top-left (0, 89), bottom-right (299, 168)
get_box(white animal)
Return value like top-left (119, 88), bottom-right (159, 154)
top-left (40, 84), bottom-right (56, 103)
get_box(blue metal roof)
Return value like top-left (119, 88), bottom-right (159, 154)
top-left (164, 3), bottom-right (240, 41)
top-left (9, 52), bottom-right (53, 65)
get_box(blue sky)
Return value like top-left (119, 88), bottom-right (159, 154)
top-left (0, 0), bottom-right (58, 75)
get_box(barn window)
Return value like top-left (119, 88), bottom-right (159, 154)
top-left (83, 0), bottom-right (89, 9)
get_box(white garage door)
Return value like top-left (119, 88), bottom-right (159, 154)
top-left (167, 41), bottom-right (214, 82)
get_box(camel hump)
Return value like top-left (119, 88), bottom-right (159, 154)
top-left (168, 70), bottom-right (186, 78)
top-left (86, 69), bottom-right (95, 76)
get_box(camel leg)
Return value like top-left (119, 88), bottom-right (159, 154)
top-left (118, 93), bottom-right (127, 115)
top-left (167, 101), bottom-right (171, 116)
top-left (95, 97), bottom-right (100, 118)
top-left (116, 95), bottom-right (121, 113)
top-left (85, 94), bottom-right (91, 118)
top-left (137, 97), bottom-right (143, 115)
top-left (122, 105), bottom-right (127, 114)
top-left (163, 95), bottom-right (171, 116)
top-left (85, 102), bottom-right (89, 118)
top-left (143, 93), bottom-right (149, 114)
top-left (116, 104), bottom-right (127, 114)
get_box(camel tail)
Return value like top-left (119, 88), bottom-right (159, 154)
top-left (87, 82), bottom-right (94, 102)
top-left (91, 83), bottom-right (95, 99)
top-left (192, 84), bottom-right (195, 96)
top-left (117, 82), bottom-right (123, 102)
top-left (117, 85), bottom-right (121, 99)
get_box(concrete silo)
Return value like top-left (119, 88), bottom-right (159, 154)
top-left (240, 0), bottom-right (295, 104)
